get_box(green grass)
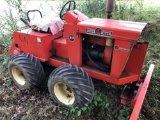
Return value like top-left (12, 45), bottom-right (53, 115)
top-left (0, 0), bottom-right (160, 119)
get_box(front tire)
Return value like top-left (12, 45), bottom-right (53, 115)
top-left (8, 53), bottom-right (44, 89)
top-left (48, 64), bottom-right (94, 107)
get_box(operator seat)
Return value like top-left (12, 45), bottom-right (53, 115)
top-left (30, 17), bottom-right (64, 35)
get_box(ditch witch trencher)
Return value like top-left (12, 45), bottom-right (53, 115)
top-left (0, 0), bottom-right (154, 119)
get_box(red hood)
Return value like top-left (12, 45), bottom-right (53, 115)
top-left (77, 18), bottom-right (147, 41)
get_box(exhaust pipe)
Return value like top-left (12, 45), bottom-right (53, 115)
top-left (106, 0), bottom-right (114, 19)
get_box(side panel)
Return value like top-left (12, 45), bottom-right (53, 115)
top-left (53, 38), bottom-right (68, 59)
top-left (64, 24), bottom-right (82, 66)
top-left (12, 31), bottom-right (52, 61)
top-left (10, 30), bottom-right (62, 61)
top-left (110, 39), bottom-right (134, 78)
top-left (125, 42), bottom-right (149, 80)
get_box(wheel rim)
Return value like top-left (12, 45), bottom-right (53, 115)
top-left (54, 82), bottom-right (75, 105)
top-left (11, 66), bottom-right (26, 85)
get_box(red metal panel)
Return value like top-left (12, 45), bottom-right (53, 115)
top-left (65, 10), bottom-right (89, 24)
top-left (89, 35), bottom-right (106, 46)
top-left (82, 65), bottom-right (139, 85)
top-left (53, 37), bottom-right (68, 59)
top-left (47, 57), bottom-right (139, 85)
top-left (47, 58), bottom-right (67, 67)
top-left (125, 42), bottom-right (149, 80)
top-left (77, 18), bottom-right (147, 41)
top-left (64, 24), bottom-right (82, 66)
top-left (110, 39), bottom-right (134, 78)
top-left (103, 46), bottom-right (113, 65)
top-left (117, 74), bottom-right (139, 85)
top-left (11, 29), bottom-right (62, 61)
top-left (129, 64), bottom-right (154, 120)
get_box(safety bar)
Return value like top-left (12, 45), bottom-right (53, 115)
top-left (27, 10), bottom-right (43, 22)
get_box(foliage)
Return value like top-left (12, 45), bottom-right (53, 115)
top-left (79, 0), bottom-right (160, 22)
top-left (0, 0), bottom-right (160, 120)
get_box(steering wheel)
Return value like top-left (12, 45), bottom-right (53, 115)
top-left (60, 0), bottom-right (76, 20)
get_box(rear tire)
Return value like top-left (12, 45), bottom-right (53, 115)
top-left (8, 53), bottom-right (44, 89)
top-left (48, 64), bottom-right (94, 107)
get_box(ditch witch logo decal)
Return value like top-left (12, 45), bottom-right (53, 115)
top-left (86, 28), bottom-right (112, 37)
top-left (115, 46), bottom-right (130, 52)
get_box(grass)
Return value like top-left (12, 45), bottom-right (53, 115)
top-left (0, 0), bottom-right (160, 119)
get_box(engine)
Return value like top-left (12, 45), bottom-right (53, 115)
top-left (82, 35), bottom-right (114, 71)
